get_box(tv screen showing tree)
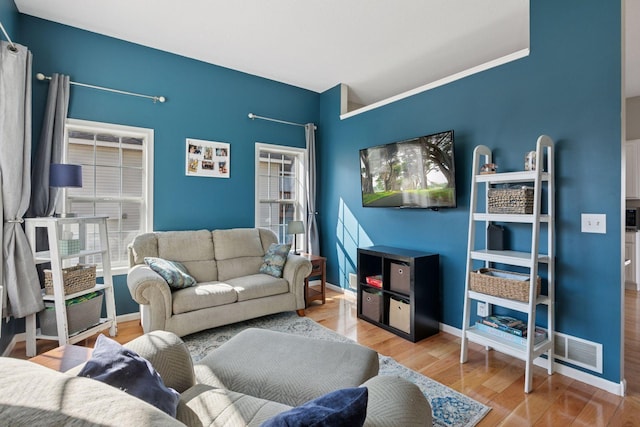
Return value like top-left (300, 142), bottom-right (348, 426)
top-left (359, 130), bottom-right (456, 209)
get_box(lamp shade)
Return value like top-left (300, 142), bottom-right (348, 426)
top-left (287, 220), bottom-right (305, 235)
top-left (50, 164), bottom-right (82, 188)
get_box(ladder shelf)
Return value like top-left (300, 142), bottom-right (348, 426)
top-left (459, 135), bottom-right (555, 393)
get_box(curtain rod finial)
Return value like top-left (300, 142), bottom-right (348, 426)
top-left (36, 72), bottom-right (46, 81)
top-left (248, 113), bottom-right (255, 119)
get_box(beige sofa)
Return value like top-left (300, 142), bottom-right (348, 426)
top-left (127, 228), bottom-right (312, 337)
top-left (0, 330), bottom-right (432, 426)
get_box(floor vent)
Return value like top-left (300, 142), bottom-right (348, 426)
top-left (348, 273), bottom-right (358, 290)
top-left (553, 332), bottom-right (602, 373)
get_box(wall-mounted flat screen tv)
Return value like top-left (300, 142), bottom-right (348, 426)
top-left (359, 130), bottom-right (456, 209)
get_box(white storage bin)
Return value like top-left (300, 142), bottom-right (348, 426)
top-left (389, 297), bottom-right (410, 334)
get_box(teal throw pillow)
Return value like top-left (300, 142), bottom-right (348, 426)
top-left (259, 243), bottom-right (291, 278)
top-left (260, 386), bottom-right (368, 427)
top-left (144, 257), bottom-right (196, 289)
top-left (78, 334), bottom-right (180, 417)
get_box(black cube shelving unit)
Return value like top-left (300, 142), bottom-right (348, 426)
top-left (357, 245), bottom-right (440, 342)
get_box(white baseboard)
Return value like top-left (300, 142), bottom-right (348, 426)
top-left (116, 312), bottom-right (141, 323)
top-left (326, 282), bottom-right (345, 293)
top-left (440, 323), bottom-right (624, 396)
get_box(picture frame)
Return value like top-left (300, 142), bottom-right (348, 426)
top-left (185, 138), bottom-right (230, 178)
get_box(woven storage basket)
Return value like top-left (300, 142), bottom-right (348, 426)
top-left (469, 268), bottom-right (540, 302)
top-left (44, 264), bottom-right (96, 296)
top-left (488, 187), bottom-right (534, 214)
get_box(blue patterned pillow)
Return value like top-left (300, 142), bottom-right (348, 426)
top-left (259, 243), bottom-right (291, 278)
top-left (78, 334), bottom-right (180, 417)
top-left (144, 257), bottom-right (196, 289)
top-left (260, 387), bottom-right (368, 427)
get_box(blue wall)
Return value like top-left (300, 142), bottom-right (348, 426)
top-left (0, 0), bottom-right (17, 38)
top-left (317, 0), bottom-right (622, 383)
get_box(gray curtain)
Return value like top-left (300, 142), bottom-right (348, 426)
top-left (28, 73), bottom-right (70, 217)
top-left (0, 41), bottom-right (43, 318)
top-left (305, 123), bottom-right (320, 255)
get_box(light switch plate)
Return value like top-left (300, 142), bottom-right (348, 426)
top-left (581, 213), bottom-right (606, 234)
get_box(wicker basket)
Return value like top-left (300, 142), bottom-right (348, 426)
top-left (44, 264), bottom-right (96, 296)
top-left (469, 268), bottom-right (540, 302)
top-left (488, 187), bottom-right (534, 214)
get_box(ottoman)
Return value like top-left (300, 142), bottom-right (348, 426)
top-left (194, 328), bottom-right (380, 407)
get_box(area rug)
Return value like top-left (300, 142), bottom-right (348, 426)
top-left (182, 312), bottom-right (490, 427)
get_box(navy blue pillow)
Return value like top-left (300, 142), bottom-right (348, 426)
top-left (78, 334), bottom-right (180, 417)
top-left (261, 387), bottom-right (368, 427)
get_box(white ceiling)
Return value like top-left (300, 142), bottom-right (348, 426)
top-left (13, 1), bottom-right (639, 105)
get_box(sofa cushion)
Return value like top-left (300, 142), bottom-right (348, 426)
top-left (158, 230), bottom-right (215, 262)
top-left (260, 387), bottom-right (368, 427)
top-left (227, 274), bottom-right (289, 302)
top-left (78, 334), bottom-right (180, 417)
top-left (145, 257), bottom-right (196, 289)
top-left (259, 243), bottom-right (291, 278)
top-left (172, 282), bottom-right (238, 315)
top-left (257, 228), bottom-right (279, 252)
top-left (213, 228), bottom-right (264, 260)
top-left (217, 256), bottom-right (264, 281)
top-left (182, 259), bottom-right (218, 283)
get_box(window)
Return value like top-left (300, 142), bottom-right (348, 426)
top-left (255, 143), bottom-right (306, 251)
top-left (64, 119), bottom-right (153, 273)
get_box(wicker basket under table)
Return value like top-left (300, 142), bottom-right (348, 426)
top-left (44, 264), bottom-right (97, 296)
top-left (469, 267), bottom-right (540, 303)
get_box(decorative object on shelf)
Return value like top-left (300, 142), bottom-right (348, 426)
top-left (487, 186), bottom-right (534, 214)
top-left (474, 322), bottom-right (547, 346)
top-left (50, 163), bottom-right (82, 218)
top-left (365, 274), bottom-right (382, 288)
top-left (469, 267), bottom-right (541, 303)
top-left (185, 138), bottom-right (230, 178)
top-left (524, 150), bottom-right (536, 171)
top-left (59, 230), bottom-right (80, 255)
top-left (287, 220), bottom-right (305, 254)
top-left (44, 264), bottom-right (96, 295)
top-left (487, 223), bottom-right (504, 250)
top-left (480, 163), bottom-right (498, 174)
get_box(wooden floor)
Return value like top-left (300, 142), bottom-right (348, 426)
top-left (9, 288), bottom-right (640, 426)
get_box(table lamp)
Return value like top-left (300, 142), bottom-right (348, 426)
top-left (287, 220), bottom-right (305, 255)
top-left (50, 163), bottom-right (82, 217)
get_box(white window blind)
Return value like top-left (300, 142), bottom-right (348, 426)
top-left (64, 119), bottom-right (153, 272)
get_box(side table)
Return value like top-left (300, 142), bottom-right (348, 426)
top-left (29, 344), bottom-right (92, 372)
top-left (300, 252), bottom-right (326, 307)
